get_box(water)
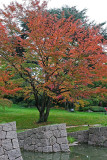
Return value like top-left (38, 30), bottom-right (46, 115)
top-left (22, 144), bottom-right (107, 160)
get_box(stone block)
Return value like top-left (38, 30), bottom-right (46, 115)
top-left (37, 147), bottom-right (43, 152)
top-left (60, 130), bottom-right (67, 137)
top-left (0, 131), bottom-right (6, 139)
top-left (41, 125), bottom-right (50, 131)
top-left (2, 139), bottom-right (13, 151)
top-left (25, 145), bottom-right (35, 151)
top-left (2, 122), bottom-right (16, 131)
top-left (37, 143), bottom-right (42, 147)
top-left (49, 125), bottom-right (58, 131)
top-left (44, 131), bottom-right (53, 139)
top-left (6, 131), bottom-right (17, 139)
top-left (30, 134), bottom-right (37, 139)
top-left (24, 137), bottom-right (32, 145)
top-left (12, 139), bottom-right (19, 149)
top-left (60, 144), bottom-right (70, 152)
top-left (0, 155), bottom-right (9, 160)
top-left (88, 134), bottom-right (101, 144)
top-left (26, 129), bottom-right (33, 137)
top-left (10, 122), bottom-right (17, 131)
top-left (42, 146), bottom-right (52, 152)
top-left (17, 132), bottom-right (25, 140)
top-left (3, 123), bottom-right (12, 132)
top-left (0, 147), bottom-right (4, 156)
top-left (37, 127), bottom-right (43, 132)
top-left (36, 131), bottom-right (45, 139)
top-left (78, 131), bottom-right (89, 143)
top-left (32, 128), bottom-right (38, 134)
top-left (53, 130), bottom-right (61, 138)
top-left (41, 139), bottom-right (50, 147)
top-left (57, 137), bottom-right (68, 144)
top-left (34, 145), bottom-right (38, 152)
top-left (7, 148), bottom-right (21, 160)
top-left (89, 127), bottom-right (101, 135)
top-left (57, 124), bottom-right (66, 130)
top-left (31, 138), bottom-right (39, 145)
top-left (49, 136), bottom-right (56, 145)
top-left (53, 143), bottom-right (60, 152)
top-left (100, 127), bottom-right (107, 135)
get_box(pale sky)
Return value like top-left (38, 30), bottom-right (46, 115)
top-left (0, 0), bottom-right (107, 25)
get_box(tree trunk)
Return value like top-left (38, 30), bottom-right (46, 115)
top-left (37, 96), bottom-right (51, 123)
top-left (37, 108), bottom-right (50, 123)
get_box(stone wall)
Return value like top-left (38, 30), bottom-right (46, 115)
top-left (67, 127), bottom-right (107, 147)
top-left (0, 122), bottom-right (23, 160)
top-left (18, 123), bottom-right (70, 152)
top-left (67, 130), bottom-right (89, 143)
top-left (88, 127), bottom-right (107, 147)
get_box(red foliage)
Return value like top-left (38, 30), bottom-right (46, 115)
top-left (0, 69), bottom-right (22, 95)
top-left (104, 107), bottom-right (107, 111)
top-left (0, 23), bottom-right (22, 96)
top-left (0, 0), bottom-right (107, 102)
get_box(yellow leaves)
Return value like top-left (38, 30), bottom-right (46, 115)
top-left (74, 99), bottom-right (89, 111)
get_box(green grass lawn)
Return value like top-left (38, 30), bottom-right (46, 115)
top-left (0, 104), bottom-right (107, 132)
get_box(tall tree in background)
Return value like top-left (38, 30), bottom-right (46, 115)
top-left (0, 0), bottom-right (107, 122)
top-left (48, 6), bottom-right (107, 39)
top-left (48, 6), bottom-right (87, 23)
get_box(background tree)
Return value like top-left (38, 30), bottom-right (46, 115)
top-left (0, 0), bottom-right (107, 122)
top-left (48, 6), bottom-right (87, 22)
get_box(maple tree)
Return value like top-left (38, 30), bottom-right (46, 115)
top-left (0, 0), bottom-right (107, 122)
top-left (0, 22), bottom-right (22, 109)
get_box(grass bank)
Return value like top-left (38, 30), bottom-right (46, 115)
top-left (0, 104), bottom-right (107, 132)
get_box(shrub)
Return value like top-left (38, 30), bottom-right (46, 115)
top-left (82, 106), bottom-right (90, 111)
top-left (67, 137), bottom-right (76, 144)
top-left (90, 106), bottom-right (106, 112)
top-left (0, 98), bottom-right (13, 110)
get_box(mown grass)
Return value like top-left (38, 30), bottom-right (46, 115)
top-left (66, 126), bottom-right (89, 133)
top-left (0, 104), bottom-right (107, 132)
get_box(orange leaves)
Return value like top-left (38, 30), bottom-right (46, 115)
top-left (0, 0), bottom-right (107, 104)
top-left (0, 70), bottom-right (22, 96)
top-left (0, 87), bottom-right (22, 95)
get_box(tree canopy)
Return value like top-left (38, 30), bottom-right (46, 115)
top-left (0, 0), bottom-right (107, 122)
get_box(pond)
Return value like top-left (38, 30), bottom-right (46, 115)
top-left (22, 144), bottom-right (107, 160)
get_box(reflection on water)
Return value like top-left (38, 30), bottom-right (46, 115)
top-left (22, 144), bottom-right (107, 160)
top-left (70, 144), bottom-right (107, 160)
top-left (22, 152), bottom-right (70, 160)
